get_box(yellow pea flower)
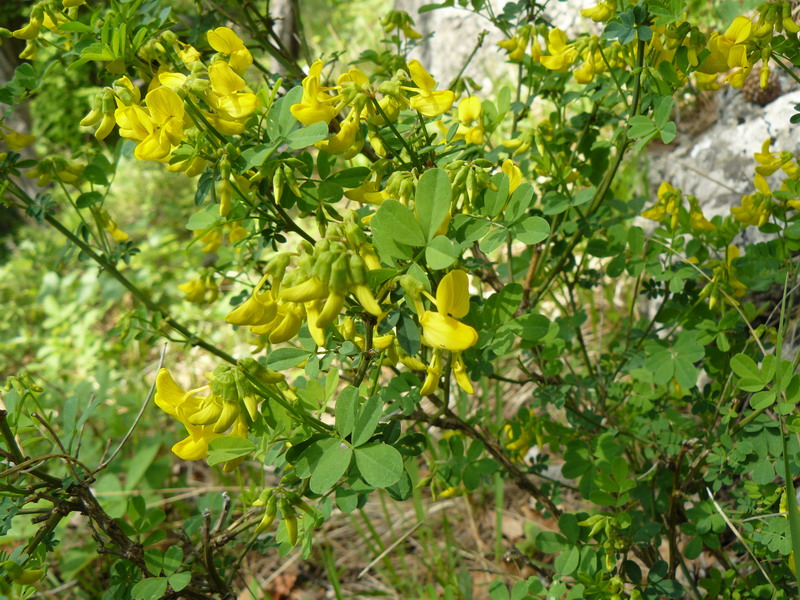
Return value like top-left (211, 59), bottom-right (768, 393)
top-left (540, 29), bottom-right (578, 72)
top-left (316, 112), bottom-right (361, 155)
top-left (226, 273), bottom-right (278, 326)
top-left (452, 95), bottom-right (484, 145)
top-left (290, 60), bottom-right (339, 126)
top-left (688, 198), bottom-right (715, 231)
top-left (502, 159), bottom-right (522, 194)
top-left (115, 87), bottom-right (185, 161)
top-left (581, 1), bottom-right (616, 22)
top-left (404, 60), bottom-right (455, 118)
top-left (0, 124), bottom-right (35, 150)
top-left (420, 270), bottom-right (477, 352)
top-left (155, 369), bottom-right (220, 461)
top-left (731, 193), bottom-right (771, 226)
top-left (208, 61), bottom-right (259, 119)
top-left (207, 26), bottom-right (253, 74)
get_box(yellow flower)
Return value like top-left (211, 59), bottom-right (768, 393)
top-left (420, 270), bottom-right (477, 352)
top-left (0, 124), bottom-right (36, 150)
top-left (454, 96), bottom-right (484, 145)
top-left (290, 60), bottom-right (339, 126)
top-left (155, 369), bottom-right (220, 461)
top-left (540, 29), bottom-right (578, 72)
top-left (115, 87), bottom-right (184, 161)
top-left (689, 200), bottom-right (716, 231)
top-left (642, 181), bottom-right (682, 229)
top-left (405, 60), bottom-right (455, 118)
top-left (316, 112), bottom-right (362, 155)
top-left (731, 193), bottom-right (770, 227)
top-left (581, 1), bottom-right (616, 22)
top-left (207, 27), bottom-right (253, 74)
top-left (208, 61), bottom-right (259, 119)
top-left (502, 159), bottom-right (522, 193)
top-left (226, 273), bottom-right (278, 326)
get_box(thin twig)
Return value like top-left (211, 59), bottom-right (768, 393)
top-left (94, 344), bottom-right (167, 474)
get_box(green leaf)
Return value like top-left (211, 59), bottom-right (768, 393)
top-left (627, 115), bottom-right (656, 139)
top-left (168, 572), bottom-right (191, 592)
top-left (131, 577), bottom-right (168, 600)
top-left (749, 390), bottom-right (776, 411)
top-left (415, 168), bottom-right (452, 240)
top-left (352, 396), bottom-right (383, 447)
top-left (504, 183), bottom-right (534, 225)
top-left (76, 191), bottom-right (103, 209)
top-left (309, 438), bottom-right (353, 494)
top-left (483, 173), bottom-right (509, 218)
top-left (479, 226), bottom-right (507, 254)
top-left (659, 121), bottom-right (677, 144)
top-left (328, 167), bottom-right (371, 188)
top-left (162, 546), bottom-right (183, 576)
top-left (513, 216), bottom-right (550, 245)
top-left (286, 122), bottom-right (330, 150)
top-left (206, 436), bottom-right (255, 466)
top-left (508, 312), bottom-right (550, 342)
top-left (558, 513), bottom-right (580, 544)
top-left (535, 530), bottom-right (567, 553)
top-left (186, 207), bottom-right (219, 231)
top-left (730, 354), bottom-right (763, 383)
top-left (354, 443), bottom-right (403, 488)
top-left (371, 200), bottom-right (426, 261)
top-left (335, 386), bottom-right (359, 438)
top-left (425, 235), bottom-right (460, 270)
top-left (554, 545), bottom-right (580, 575)
top-left (241, 143), bottom-right (278, 169)
top-left (268, 85), bottom-right (302, 139)
top-left (265, 348), bottom-right (310, 370)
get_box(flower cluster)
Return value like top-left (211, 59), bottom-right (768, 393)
top-left (642, 182), bottom-right (715, 232)
top-left (731, 139), bottom-right (800, 226)
top-left (155, 360), bottom-right (283, 465)
top-left (79, 27), bottom-right (259, 163)
top-left (290, 58), bottom-right (454, 158)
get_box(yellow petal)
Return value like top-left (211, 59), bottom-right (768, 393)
top-left (158, 72), bottom-right (188, 89)
top-left (172, 433), bottom-right (214, 461)
top-left (411, 90), bottom-right (455, 117)
top-left (420, 311), bottom-right (478, 351)
top-left (458, 96), bottom-right (482, 124)
top-left (229, 48), bottom-right (253, 74)
top-left (453, 354), bottom-right (474, 394)
top-left (226, 290), bottom-right (277, 326)
top-left (155, 369), bottom-right (186, 417)
top-left (502, 159), bottom-right (521, 193)
top-left (209, 61), bottom-right (246, 96)
top-left (436, 270), bottom-right (470, 318)
top-left (217, 93), bottom-right (259, 119)
top-left (208, 26), bottom-right (245, 54)
top-left (408, 60), bottom-right (436, 92)
top-left (145, 87), bottom-right (184, 125)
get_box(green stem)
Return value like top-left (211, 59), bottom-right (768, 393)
top-left (370, 97), bottom-right (421, 168)
top-left (526, 39), bottom-right (646, 309)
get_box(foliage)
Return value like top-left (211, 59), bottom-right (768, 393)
top-left (2, 0), bottom-right (800, 598)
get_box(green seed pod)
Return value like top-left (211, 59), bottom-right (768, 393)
top-left (255, 492), bottom-right (278, 533)
top-left (328, 255), bottom-right (350, 291)
top-left (312, 251), bottom-right (336, 284)
top-left (279, 498), bottom-right (298, 545)
top-left (347, 253), bottom-right (368, 286)
top-left (272, 166), bottom-right (285, 203)
top-left (252, 488), bottom-right (274, 507)
top-left (283, 164), bottom-right (301, 196)
top-left (344, 222), bottom-right (367, 248)
top-left (465, 168), bottom-right (478, 204)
